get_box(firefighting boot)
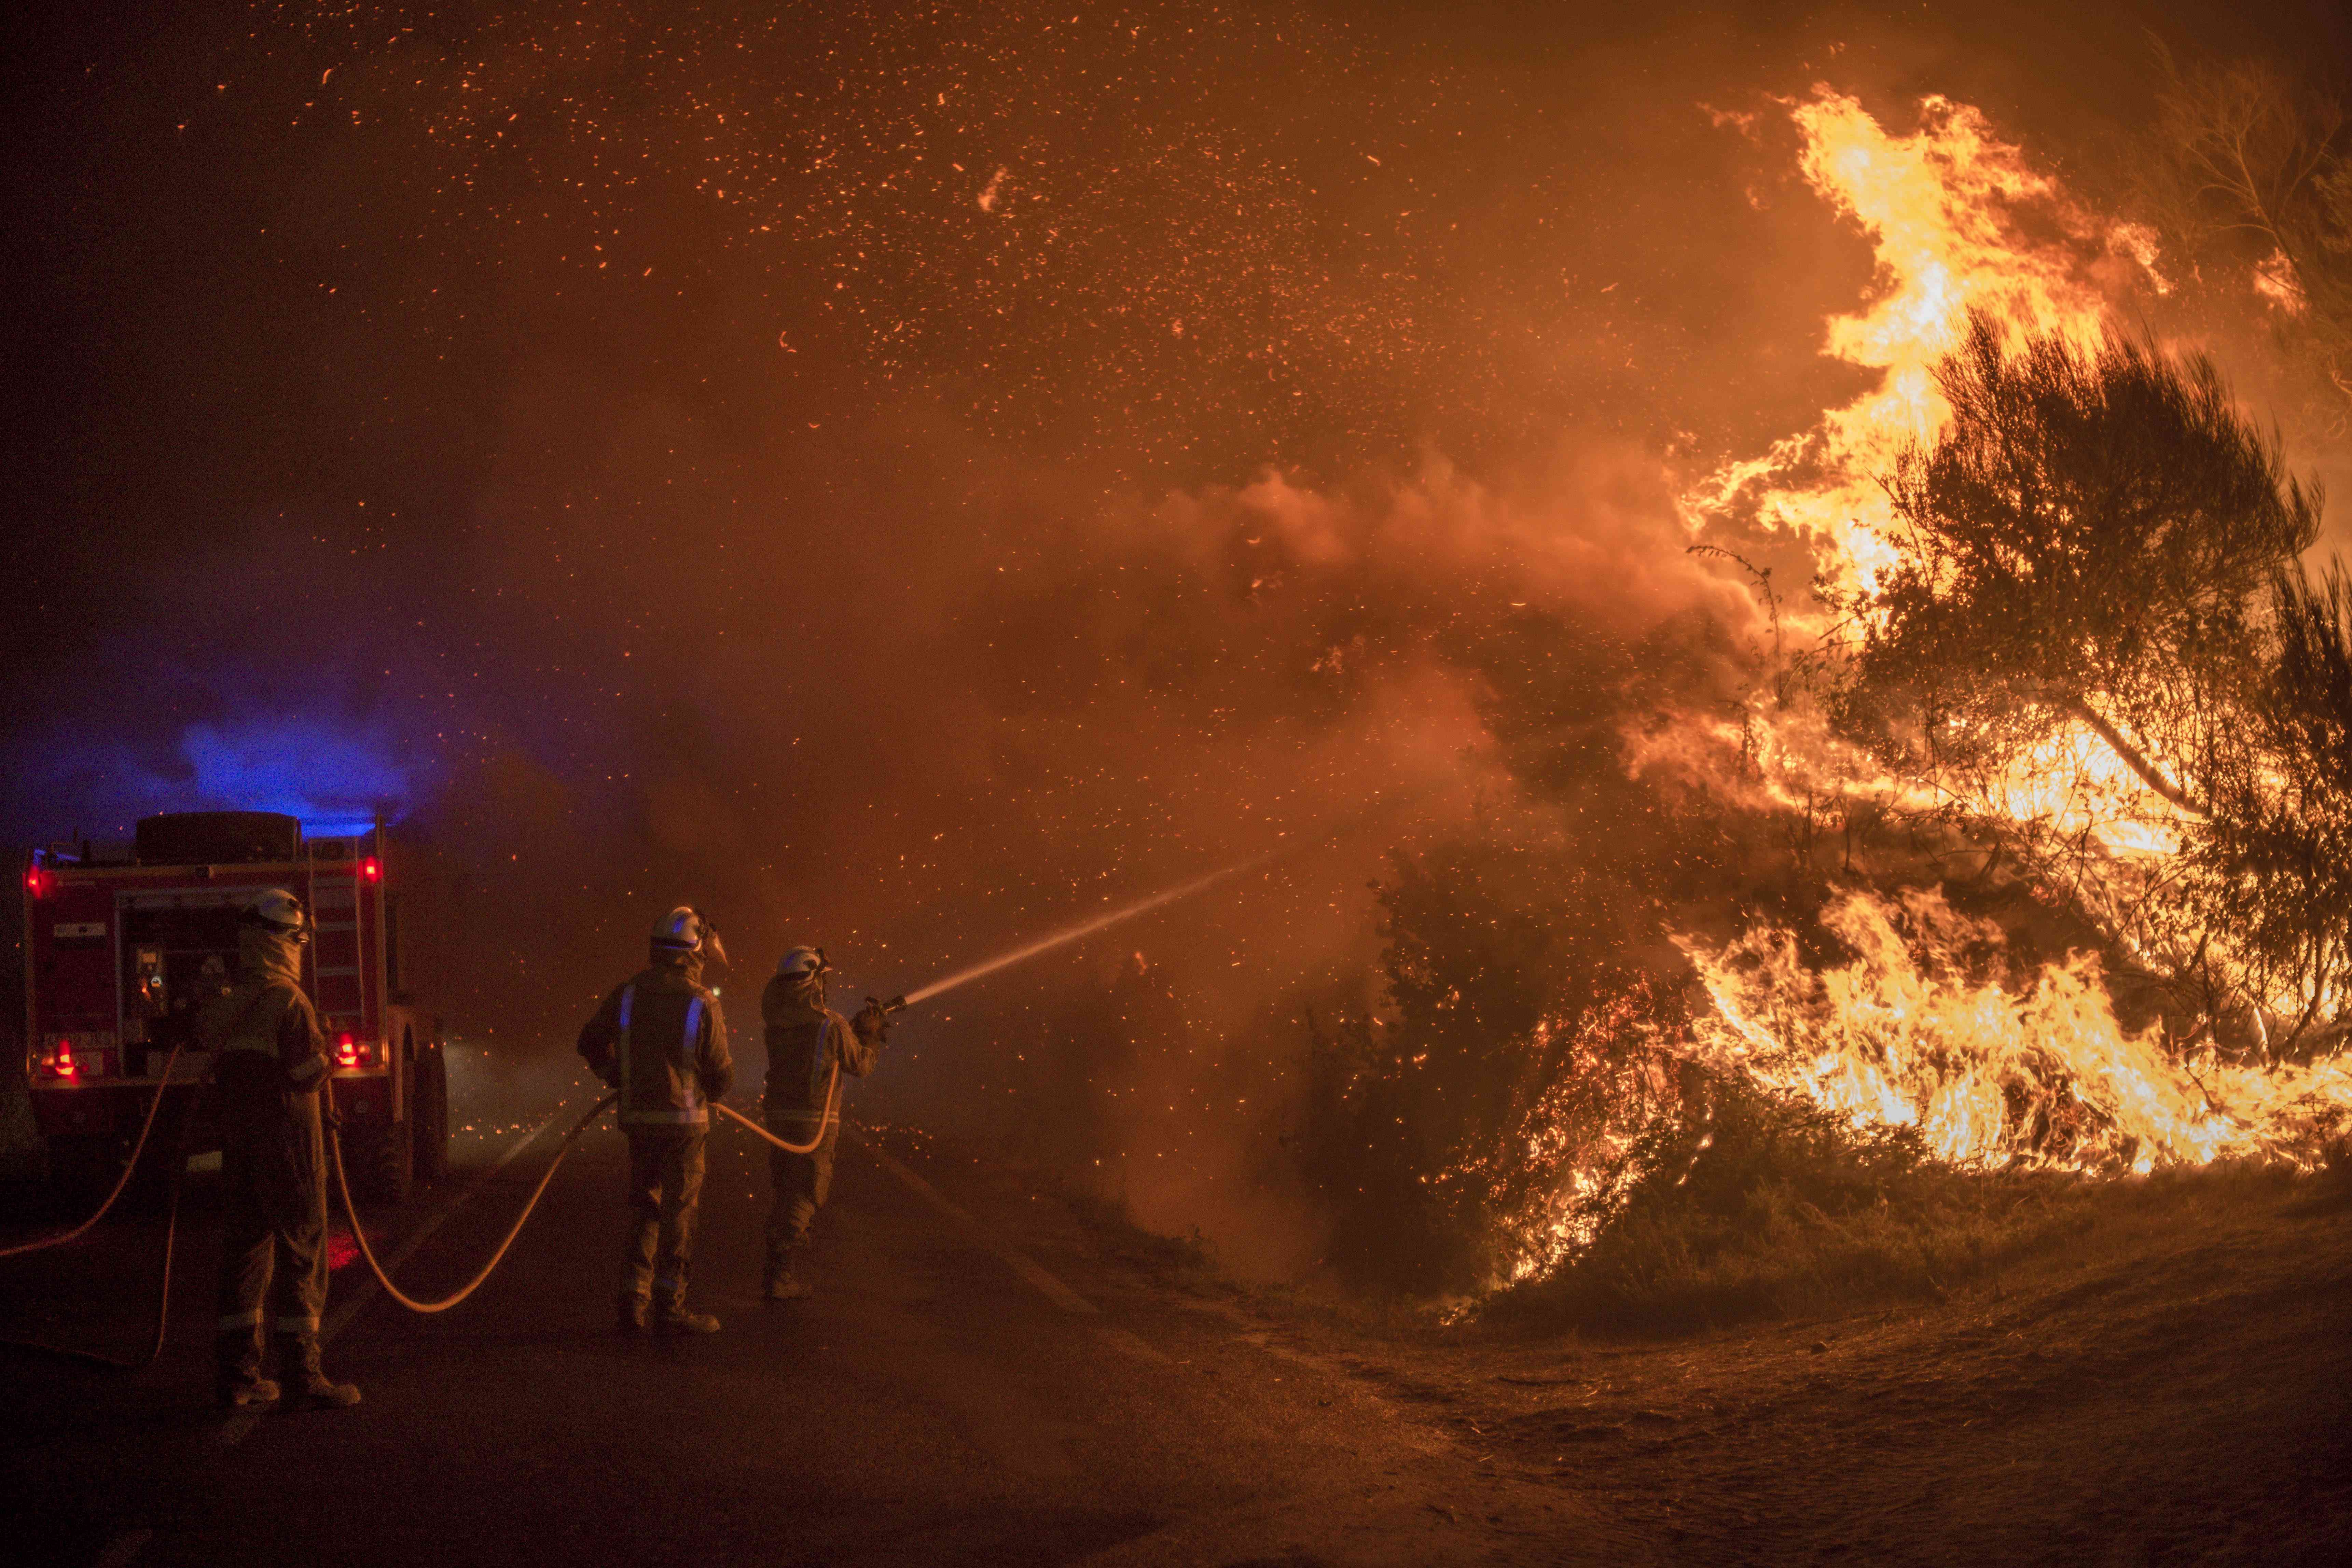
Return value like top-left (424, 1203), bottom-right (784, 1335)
top-left (763, 1254), bottom-right (812, 1302)
top-left (652, 1296), bottom-right (721, 1336)
top-left (279, 1338), bottom-right (361, 1410)
top-left (216, 1376), bottom-right (280, 1412)
top-left (217, 1329), bottom-right (276, 1410)
top-left (295, 1373), bottom-right (363, 1410)
top-left (617, 1293), bottom-right (650, 1335)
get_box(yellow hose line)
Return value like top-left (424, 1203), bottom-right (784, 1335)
top-left (0, 1043), bottom-right (185, 1261)
top-left (328, 1061), bottom-right (836, 1316)
top-left (711, 1067), bottom-right (839, 1156)
top-left (329, 1091), bottom-right (618, 1315)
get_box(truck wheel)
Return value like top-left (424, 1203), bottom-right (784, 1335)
top-left (413, 1040), bottom-right (450, 1182)
top-left (348, 1117), bottom-right (414, 1206)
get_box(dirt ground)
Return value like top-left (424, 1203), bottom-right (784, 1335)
top-left (4, 1085), bottom-right (2346, 1565)
top-left (1156, 1170), bottom-right (2352, 1566)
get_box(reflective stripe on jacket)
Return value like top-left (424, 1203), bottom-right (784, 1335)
top-left (760, 981), bottom-right (877, 1130)
top-left (578, 961), bottom-right (732, 1127)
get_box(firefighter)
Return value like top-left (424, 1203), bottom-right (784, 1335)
top-left (760, 946), bottom-right (889, 1301)
top-left (202, 888), bottom-right (361, 1412)
top-left (578, 906), bottom-right (734, 1335)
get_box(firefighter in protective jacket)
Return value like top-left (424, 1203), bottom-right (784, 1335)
top-left (578, 906), bottom-right (734, 1335)
top-left (201, 888), bottom-right (361, 1411)
top-left (760, 946), bottom-right (888, 1300)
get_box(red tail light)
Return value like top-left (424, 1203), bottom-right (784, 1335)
top-left (335, 1032), bottom-right (364, 1069)
top-left (38, 1039), bottom-right (78, 1078)
top-left (24, 865), bottom-right (53, 900)
top-left (359, 856), bottom-right (382, 883)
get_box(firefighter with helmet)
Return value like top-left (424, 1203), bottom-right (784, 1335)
top-left (761, 946), bottom-right (890, 1300)
top-left (577, 906), bottom-right (734, 1334)
top-left (200, 887), bottom-right (361, 1411)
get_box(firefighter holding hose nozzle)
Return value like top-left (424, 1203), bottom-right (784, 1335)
top-left (760, 947), bottom-right (890, 1301)
top-left (577, 906), bottom-right (734, 1336)
top-left (203, 888), bottom-right (361, 1412)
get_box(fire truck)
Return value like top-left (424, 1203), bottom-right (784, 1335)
top-left (20, 810), bottom-right (449, 1204)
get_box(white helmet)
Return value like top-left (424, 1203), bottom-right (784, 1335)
top-left (652, 905), bottom-right (728, 968)
top-left (240, 888), bottom-right (310, 943)
top-left (776, 945), bottom-right (828, 980)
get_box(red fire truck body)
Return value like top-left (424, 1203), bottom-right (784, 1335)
top-left (21, 811), bottom-right (448, 1202)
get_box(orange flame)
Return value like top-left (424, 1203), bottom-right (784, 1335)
top-left (1478, 89), bottom-right (2344, 1283)
top-left (1659, 93), bottom-right (2349, 1177)
top-left (1681, 890), bottom-right (2352, 1174)
top-left (1689, 88), bottom-right (2161, 599)
top-left (1682, 88), bottom-right (2191, 875)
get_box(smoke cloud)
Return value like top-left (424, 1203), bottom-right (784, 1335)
top-left (6, 0), bottom-right (2347, 1277)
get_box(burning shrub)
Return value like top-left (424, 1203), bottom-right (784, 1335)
top-left (1684, 888), bottom-right (2352, 1173)
top-left (1292, 95), bottom-right (2352, 1310)
top-left (1490, 1071), bottom-right (2083, 1334)
top-left (1297, 837), bottom-right (1692, 1293)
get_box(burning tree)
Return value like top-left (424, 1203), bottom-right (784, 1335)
top-left (1841, 310), bottom-right (2327, 1042)
top-left (1293, 90), bottom-right (2352, 1302)
top-left (2190, 560), bottom-right (2352, 1052)
top-left (2127, 47), bottom-right (2352, 417)
top-left (1299, 837), bottom-right (1692, 1292)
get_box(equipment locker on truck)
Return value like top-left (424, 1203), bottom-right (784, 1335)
top-left (22, 810), bottom-right (449, 1204)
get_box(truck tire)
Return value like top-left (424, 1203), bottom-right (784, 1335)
top-left (413, 1039), bottom-right (450, 1182)
top-left (347, 1116), bottom-right (414, 1206)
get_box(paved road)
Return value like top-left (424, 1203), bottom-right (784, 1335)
top-left (1, 1107), bottom-right (1615, 1568)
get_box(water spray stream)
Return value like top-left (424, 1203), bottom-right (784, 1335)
top-left (900, 852), bottom-right (1278, 1007)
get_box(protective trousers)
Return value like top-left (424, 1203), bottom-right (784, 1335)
top-left (214, 1098), bottom-right (329, 1390)
top-left (763, 1112), bottom-right (839, 1273)
top-left (620, 1128), bottom-right (706, 1308)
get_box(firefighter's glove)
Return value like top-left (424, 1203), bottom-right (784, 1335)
top-left (852, 1002), bottom-right (891, 1046)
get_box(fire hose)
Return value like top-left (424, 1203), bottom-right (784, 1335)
top-left (327, 1060), bottom-right (837, 1319)
top-left (0, 1042), bottom-right (196, 1370)
top-left (2, 995), bottom-right (873, 1358)
top-left (326, 1063), bottom-right (841, 1317)
top-left (0, 1042), bottom-right (187, 1261)
top-left (711, 1066), bottom-right (841, 1157)
top-left (709, 993), bottom-right (899, 1155)
top-left (327, 1091), bottom-right (618, 1315)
